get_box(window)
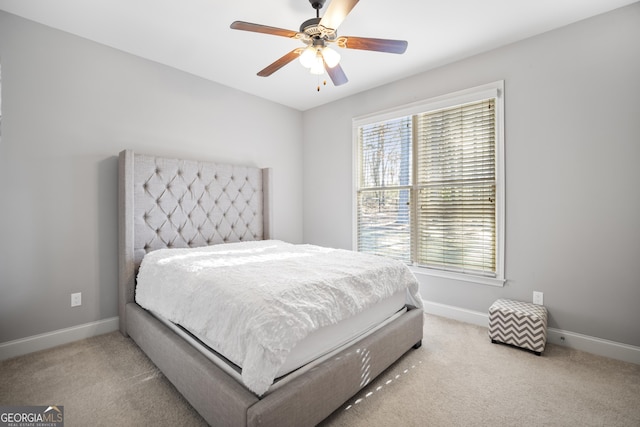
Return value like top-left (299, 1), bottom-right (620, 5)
top-left (354, 82), bottom-right (505, 286)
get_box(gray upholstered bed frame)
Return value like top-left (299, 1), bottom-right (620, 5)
top-left (118, 149), bottom-right (423, 426)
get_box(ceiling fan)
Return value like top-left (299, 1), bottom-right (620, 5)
top-left (230, 0), bottom-right (408, 88)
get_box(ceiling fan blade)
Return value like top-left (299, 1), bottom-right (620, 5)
top-left (230, 21), bottom-right (299, 38)
top-left (325, 62), bottom-right (348, 86)
top-left (257, 48), bottom-right (304, 77)
top-left (319, 0), bottom-right (359, 30)
top-left (336, 36), bottom-right (408, 54)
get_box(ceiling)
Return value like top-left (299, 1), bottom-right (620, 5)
top-left (0, 0), bottom-right (635, 111)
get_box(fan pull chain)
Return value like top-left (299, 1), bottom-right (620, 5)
top-left (316, 77), bottom-right (327, 92)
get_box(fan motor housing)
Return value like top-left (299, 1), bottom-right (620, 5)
top-left (300, 17), bottom-right (337, 40)
top-left (300, 17), bottom-right (321, 34)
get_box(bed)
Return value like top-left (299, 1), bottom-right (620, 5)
top-left (118, 149), bottom-right (424, 426)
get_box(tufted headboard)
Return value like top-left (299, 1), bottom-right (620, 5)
top-left (118, 149), bottom-right (272, 335)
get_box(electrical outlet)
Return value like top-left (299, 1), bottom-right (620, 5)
top-left (533, 291), bottom-right (544, 305)
top-left (71, 292), bottom-right (82, 307)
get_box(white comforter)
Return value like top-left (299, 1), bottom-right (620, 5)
top-left (135, 240), bottom-right (423, 395)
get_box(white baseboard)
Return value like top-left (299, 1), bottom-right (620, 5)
top-left (424, 300), bottom-right (490, 327)
top-left (423, 300), bottom-right (640, 365)
top-left (0, 317), bottom-right (119, 361)
top-left (544, 328), bottom-right (640, 365)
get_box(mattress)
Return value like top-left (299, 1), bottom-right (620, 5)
top-left (153, 290), bottom-right (407, 394)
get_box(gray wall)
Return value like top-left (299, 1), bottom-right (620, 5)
top-left (0, 11), bottom-right (303, 343)
top-left (303, 4), bottom-right (640, 347)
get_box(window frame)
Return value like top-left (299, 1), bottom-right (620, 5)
top-left (352, 81), bottom-right (506, 287)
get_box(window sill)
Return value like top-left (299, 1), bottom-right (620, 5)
top-left (409, 265), bottom-right (506, 287)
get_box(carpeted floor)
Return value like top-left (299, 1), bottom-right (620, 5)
top-left (1, 314), bottom-right (639, 426)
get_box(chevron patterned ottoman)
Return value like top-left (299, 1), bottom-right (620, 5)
top-left (489, 299), bottom-right (548, 355)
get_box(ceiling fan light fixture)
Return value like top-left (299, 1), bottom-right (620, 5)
top-left (321, 46), bottom-right (340, 68)
top-left (299, 46), bottom-right (317, 68)
top-left (309, 53), bottom-right (325, 75)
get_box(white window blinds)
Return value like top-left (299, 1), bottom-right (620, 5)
top-left (355, 83), bottom-right (503, 282)
top-left (415, 99), bottom-right (496, 275)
